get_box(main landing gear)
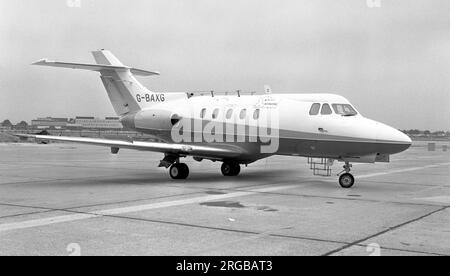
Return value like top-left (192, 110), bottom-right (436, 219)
top-left (169, 163), bottom-right (189, 179)
top-left (338, 162), bottom-right (355, 188)
top-left (221, 161), bottom-right (241, 176)
top-left (163, 155), bottom-right (242, 179)
top-left (159, 154), bottom-right (190, 180)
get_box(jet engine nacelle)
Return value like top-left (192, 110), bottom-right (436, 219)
top-left (121, 109), bottom-right (179, 132)
top-left (135, 109), bottom-right (173, 130)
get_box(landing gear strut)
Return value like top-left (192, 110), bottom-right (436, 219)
top-left (221, 162), bottom-right (241, 176)
top-left (338, 162), bottom-right (354, 188)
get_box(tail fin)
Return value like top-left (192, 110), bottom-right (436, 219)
top-left (32, 50), bottom-right (160, 116)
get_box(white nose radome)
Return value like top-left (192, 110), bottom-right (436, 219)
top-left (373, 121), bottom-right (412, 154)
top-left (376, 122), bottom-right (411, 144)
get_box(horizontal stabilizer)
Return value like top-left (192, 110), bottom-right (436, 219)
top-left (32, 59), bottom-right (160, 76)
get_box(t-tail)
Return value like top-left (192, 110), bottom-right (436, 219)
top-left (32, 49), bottom-right (160, 116)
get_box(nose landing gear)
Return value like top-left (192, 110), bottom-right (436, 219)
top-left (338, 162), bottom-right (355, 188)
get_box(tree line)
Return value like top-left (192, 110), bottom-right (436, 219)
top-left (401, 129), bottom-right (449, 136)
top-left (1, 119), bottom-right (28, 129)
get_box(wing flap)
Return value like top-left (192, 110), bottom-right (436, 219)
top-left (15, 134), bottom-right (242, 159)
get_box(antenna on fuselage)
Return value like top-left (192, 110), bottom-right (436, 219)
top-left (264, 85), bottom-right (272, 94)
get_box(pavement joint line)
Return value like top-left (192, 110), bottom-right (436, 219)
top-left (227, 190), bottom-right (449, 208)
top-left (0, 203), bottom-right (51, 212)
top-left (182, 224), bottom-right (313, 255)
top-left (0, 210), bottom-right (56, 220)
top-left (0, 191), bottom-right (205, 218)
top-left (349, 243), bottom-right (446, 256)
top-left (322, 206), bottom-right (449, 256)
top-left (361, 179), bottom-right (450, 187)
top-left (61, 211), bottom-right (353, 248)
top-left (0, 162), bottom-right (152, 171)
top-left (0, 185), bottom-right (297, 233)
top-left (0, 175), bottom-right (140, 186)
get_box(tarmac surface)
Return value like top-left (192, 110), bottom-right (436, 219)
top-left (0, 141), bottom-right (449, 256)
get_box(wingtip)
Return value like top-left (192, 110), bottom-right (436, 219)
top-left (11, 133), bottom-right (31, 138)
top-left (31, 59), bottom-right (49, 65)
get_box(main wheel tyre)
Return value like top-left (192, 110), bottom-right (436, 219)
top-left (221, 162), bottom-right (241, 176)
top-left (169, 163), bottom-right (189, 179)
top-left (339, 173), bottom-right (355, 188)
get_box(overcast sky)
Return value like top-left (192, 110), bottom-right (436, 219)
top-left (0, 0), bottom-right (448, 130)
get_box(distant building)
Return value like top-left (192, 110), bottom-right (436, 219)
top-left (30, 116), bottom-right (123, 130)
top-left (31, 117), bottom-right (69, 129)
top-left (73, 116), bottom-right (123, 129)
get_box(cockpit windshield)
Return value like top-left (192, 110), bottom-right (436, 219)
top-left (332, 104), bottom-right (357, 116)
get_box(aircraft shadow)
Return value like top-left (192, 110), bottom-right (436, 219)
top-left (58, 168), bottom-right (299, 187)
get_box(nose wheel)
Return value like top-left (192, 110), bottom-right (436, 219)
top-left (169, 163), bottom-right (189, 179)
top-left (339, 173), bottom-right (355, 188)
top-left (338, 162), bottom-right (355, 188)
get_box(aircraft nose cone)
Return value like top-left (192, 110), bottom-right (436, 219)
top-left (376, 122), bottom-right (412, 154)
top-left (397, 130), bottom-right (413, 145)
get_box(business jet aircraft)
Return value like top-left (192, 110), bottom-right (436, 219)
top-left (19, 50), bottom-right (412, 188)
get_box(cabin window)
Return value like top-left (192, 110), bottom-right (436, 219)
top-left (309, 103), bottom-right (320, 115)
top-left (226, 109), bottom-right (233, 119)
top-left (253, 109), bottom-right (260, 120)
top-left (212, 108), bottom-right (219, 119)
top-left (321, 104), bottom-right (332, 115)
top-left (332, 104), bottom-right (357, 116)
top-left (200, 108), bottom-right (206, 118)
top-left (239, 109), bottom-right (247, 119)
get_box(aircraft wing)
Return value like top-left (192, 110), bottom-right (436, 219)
top-left (15, 134), bottom-right (244, 159)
